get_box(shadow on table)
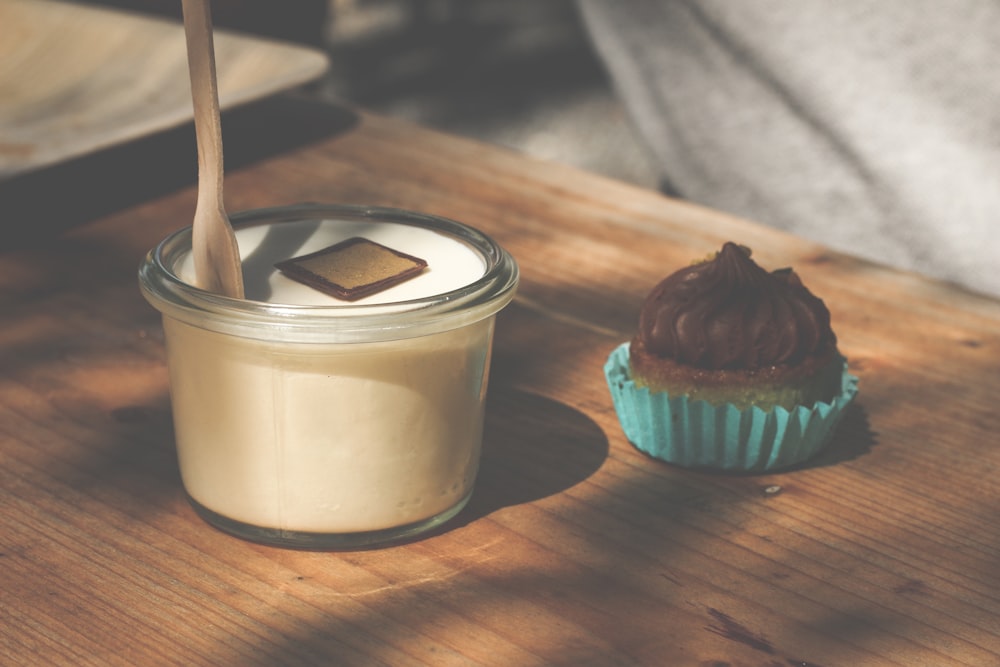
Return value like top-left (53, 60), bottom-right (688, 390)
top-left (444, 388), bottom-right (609, 530)
top-left (0, 94), bottom-right (358, 248)
top-left (799, 401), bottom-right (877, 471)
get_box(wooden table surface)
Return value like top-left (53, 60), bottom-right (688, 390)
top-left (3, 94), bottom-right (1000, 666)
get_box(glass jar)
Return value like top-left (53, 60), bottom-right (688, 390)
top-left (139, 204), bottom-right (518, 548)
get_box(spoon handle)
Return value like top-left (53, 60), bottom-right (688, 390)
top-left (181, 0), bottom-right (244, 298)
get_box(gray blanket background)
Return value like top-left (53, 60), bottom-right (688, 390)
top-left (578, 0), bottom-right (1000, 298)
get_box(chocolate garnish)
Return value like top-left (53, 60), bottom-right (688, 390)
top-left (275, 237), bottom-right (428, 301)
top-left (637, 242), bottom-right (836, 370)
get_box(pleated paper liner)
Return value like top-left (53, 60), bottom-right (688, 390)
top-left (604, 343), bottom-right (859, 473)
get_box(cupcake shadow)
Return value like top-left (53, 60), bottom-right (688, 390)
top-left (788, 401), bottom-right (876, 472)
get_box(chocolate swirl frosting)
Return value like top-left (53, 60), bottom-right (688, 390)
top-left (637, 243), bottom-right (836, 370)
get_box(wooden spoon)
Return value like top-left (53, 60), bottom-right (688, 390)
top-left (181, 0), bottom-right (245, 298)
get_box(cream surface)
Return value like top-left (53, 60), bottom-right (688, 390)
top-left (177, 218), bottom-right (487, 305)
top-left (164, 217), bottom-right (495, 535)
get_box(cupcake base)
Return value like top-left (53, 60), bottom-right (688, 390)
top-left (629, 335), bottom-right (844, 411)
top-left (604, 343), bottom-right (858, 473)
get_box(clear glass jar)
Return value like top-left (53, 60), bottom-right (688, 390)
top-left (139, 204), bottom-right (518, 549)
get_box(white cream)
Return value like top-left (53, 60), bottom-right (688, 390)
top-left (159, 216), bottom-right (505, 540)
top-left (176, 218), bottom-right (487, 306)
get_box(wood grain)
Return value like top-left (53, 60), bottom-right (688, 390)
top-left (2, 98), bottom-right (999, 666)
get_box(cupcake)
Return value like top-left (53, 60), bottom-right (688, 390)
top-left (605, 242), bottom-right (858, 472)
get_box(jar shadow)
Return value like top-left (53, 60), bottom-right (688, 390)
top-left (444, 388), bottom-right (610, 529)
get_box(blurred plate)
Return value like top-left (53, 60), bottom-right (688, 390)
top-left (0, 0), bottom-right (329, 178)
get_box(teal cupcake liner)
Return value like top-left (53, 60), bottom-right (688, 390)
top-left (604, 343), bottom-right (858, 473)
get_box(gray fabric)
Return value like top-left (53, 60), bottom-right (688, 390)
top-left (578, 0), bottom-right (1000, 297)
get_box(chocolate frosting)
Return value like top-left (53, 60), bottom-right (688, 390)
top-left (637, 243), bottom-right (836, 369)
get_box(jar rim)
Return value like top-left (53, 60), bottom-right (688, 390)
top-left (138, 204), bottom-right (519, 343)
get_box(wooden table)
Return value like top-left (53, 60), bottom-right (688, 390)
top-left (3, 94), bottom-right (1000, 666)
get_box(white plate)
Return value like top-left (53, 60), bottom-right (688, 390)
top-left (0, 0), bottom-right (329, 178)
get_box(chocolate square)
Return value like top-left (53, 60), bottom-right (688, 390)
top-left (274, 237), bottom-right (428, 301)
